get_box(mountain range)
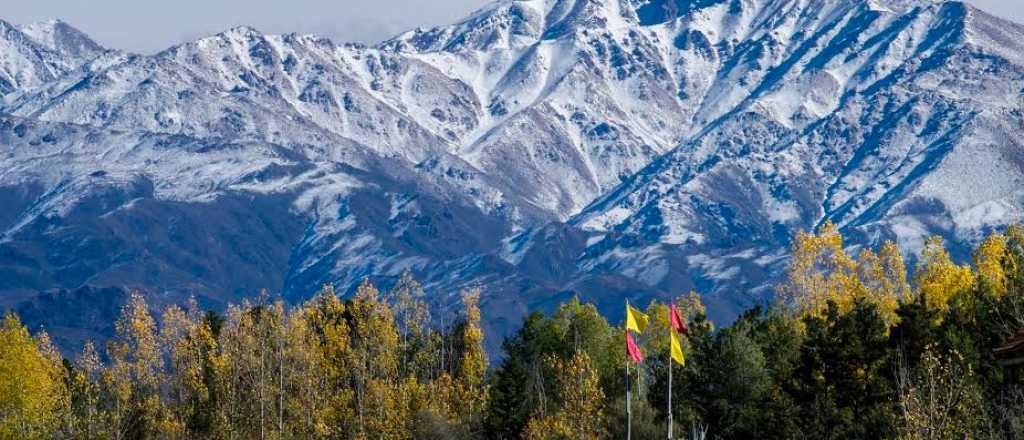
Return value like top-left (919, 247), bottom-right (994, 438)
top-left (2, 0), bottom-right (1023, 354)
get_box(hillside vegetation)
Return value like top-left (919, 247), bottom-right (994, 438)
top-left (3, 224), bottom-right (1024, 439)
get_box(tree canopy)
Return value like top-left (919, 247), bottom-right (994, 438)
top-left (3, 227), bottom-right (1024, 439)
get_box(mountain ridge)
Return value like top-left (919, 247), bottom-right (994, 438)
top-left (1, 0), bottom-right (1023, 354)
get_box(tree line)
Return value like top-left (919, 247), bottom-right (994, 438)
top-left (3, 223), bottom-right (1024, 439)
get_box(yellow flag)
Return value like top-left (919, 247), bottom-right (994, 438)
top-left (626, 303), bottom-right (649, 333)
top-left (670, 331), bottom-right (685, 365)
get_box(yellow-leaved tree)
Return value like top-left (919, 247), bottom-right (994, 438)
top-left (388, 269), bottom-right (432, 381)
top-left (456, 288), bottom-right (488, 422)
top-left (778, 222), bottom-right (908, 326)
top-left (70, 341), bottom-right (105, 438)
top-left (301, 284), bottom-right (355, 437)
top-left (347, 279), bottom-right (405, 439)
top-left (778, 222), bottom-right (861, 317)
top-left (282, 299), bottom-right (331, 439)
top-left (857, 240), bottom-right (911, 325)
top-left (160, 298), bottom-right (223, 438)
top-left (0, 313), bottom-right (69, 439)
top-left (914, 236), bottom-right (976, 314)
top-left (676, 291), bottom-right (706, 322)
top-left (973, 232), bottom-right (1012, 296)
top-left (104, 292), bottom-right (168, 439)
top-left (523, 351), bottom-right (606, 440)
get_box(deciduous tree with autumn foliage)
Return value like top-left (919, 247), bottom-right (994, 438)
top-left (3, 226), bottom-right (1024, 439)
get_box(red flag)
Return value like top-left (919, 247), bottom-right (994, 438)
top-left (625, 330), bottom-right (643, 364)
top-left (670, 303), bottom-right (688, 334)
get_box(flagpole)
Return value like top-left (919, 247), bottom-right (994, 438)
top-left (625, 300), bottom-right (632, 440)
top-left (626, 300), bottom-right (651, 440)
top-left (668, 316), bottom-right (673, 440)
top-left (626, 356), bottom-right (632, 440)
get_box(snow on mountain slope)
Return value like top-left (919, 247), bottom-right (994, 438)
top-left (0, 114), bottom-right (527, 351)
top-left (3, 0), bottom-right (695, 218)
top-left (386, 0), bottom-right (690, 213)
top-left (570, 0), bottom-right (1024, 314)
top-left (1, 0), bottom-right (1024, 348)
top-left (17, 19), bottom-right (105, 62)
top-left (0, 19), bottom-right (103, 96)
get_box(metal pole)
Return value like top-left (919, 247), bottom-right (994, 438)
top-left (668, 335), bottom-right (673, 440)
top-left (626, 356), bottom-right (632, 440)
top-left (626, 300), bottom-right (632, 440)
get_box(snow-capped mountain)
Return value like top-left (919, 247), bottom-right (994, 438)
top-left (0, 19), bottom-right (104, 95)
top-left (571, 0), bottom-right (1024, 312)
top-left (1, 0), bottom-right (1023, 352)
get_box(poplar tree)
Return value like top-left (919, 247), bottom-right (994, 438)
top-left (779, 223), bottom-right (909, 326)
top-left (301, 284), bottom-right (355, 437)
top-left (347, 279), bottom-right (403, 438)
top-left (282, 303), bottom-right (330, 438)
top-left (104, 292), bottom-right (166, 439)
top-left (523, 351), bottom-right (605, 440)
top-left (388, 269), bottom-right (432, 381)
top-left (974, 232), bottom-right (1012, 296)
top-left (0, 314), bottom-right (68, 439)
top-left (455, 288), bottom-right (488, 426)
top-left (70, 341), bottom-right (105, 439)
top-left (914, 237), bottom-right (976, 315)
top-left (218, 300), bottom-right (263, 438)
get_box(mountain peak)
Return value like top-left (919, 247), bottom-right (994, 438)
top-left (190, 25), bottom-right (265, 46)
top-left (381, 0), bottom-right (549, 52)
top-left (16, 18), bottom-right (104, 58)
top-left (0, 17), bottom-right (104, 96)
top-left (151, 25), bottom-right (265, 60)
top-left (221, 25), bottom-right (262, 37)
top-left (379, 0), bottom-right (643, 53)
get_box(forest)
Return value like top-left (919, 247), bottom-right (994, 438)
top-left (3, 222), bottom-right (1024, 439)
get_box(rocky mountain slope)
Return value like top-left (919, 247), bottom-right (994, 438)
top-left (0, 19), bottom-right (104, 95)
top-left (1, 0), bottom-right (1023, 352)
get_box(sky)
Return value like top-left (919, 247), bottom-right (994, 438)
top-left (3, 0), bottom-right (1022, 54)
